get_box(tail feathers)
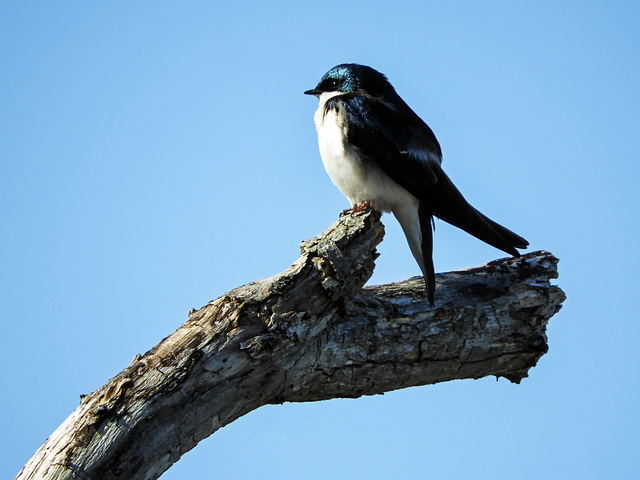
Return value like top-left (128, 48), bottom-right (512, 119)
top-left (418, 204), bottom-right (436, 306)
top-left (439, 203), bottom-right (528, 256)
top-left (426, 166), bottom-right (529, 257)
top-left (393, 166), bottom-right (527, 307)
top-left (392, 201), bottom-right (435, 306)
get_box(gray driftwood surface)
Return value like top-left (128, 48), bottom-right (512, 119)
top-left (15, 209), bottom-right (564, 480)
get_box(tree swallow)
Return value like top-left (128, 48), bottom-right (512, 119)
top-left (305, 63), bottom-right (528, 305)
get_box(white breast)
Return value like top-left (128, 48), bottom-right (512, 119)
top-left (313, 93), bottom-right (416, 213)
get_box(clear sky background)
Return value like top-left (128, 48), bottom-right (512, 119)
top-left (2, 2), bottom-right (639, 479)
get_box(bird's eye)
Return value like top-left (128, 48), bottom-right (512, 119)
top-left (324, 78), bottom-right (340, 90)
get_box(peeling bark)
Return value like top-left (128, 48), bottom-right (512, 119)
top-left (15, 209), bottom-right (564, 480)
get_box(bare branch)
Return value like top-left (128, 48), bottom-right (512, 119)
top-left (15, 210), bottom-right (564, 480)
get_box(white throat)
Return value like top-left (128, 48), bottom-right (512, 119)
top-left (311, 92), bottom-right (417, 214)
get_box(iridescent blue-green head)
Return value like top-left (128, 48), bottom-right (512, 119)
top-left (304, 63), bottom-right (395, 99)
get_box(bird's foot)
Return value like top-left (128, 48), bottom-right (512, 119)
top-left (340, 201), bottom-right (372, 217)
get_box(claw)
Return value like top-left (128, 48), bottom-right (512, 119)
top-left (340, 201), bottom-right (372, 217)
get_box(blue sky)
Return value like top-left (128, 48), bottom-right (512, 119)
top-left (2, 2), bottom-right (639, 479)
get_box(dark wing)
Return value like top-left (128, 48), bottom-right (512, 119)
top-left (421, 164), bottom-right (529, 255)
top-left (332, 93), bottom-right (529, 256)
top-left (328, 93), bottom-right (442, 187)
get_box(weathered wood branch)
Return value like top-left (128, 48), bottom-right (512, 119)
top-left (15, 210), bottom-right (564, 480)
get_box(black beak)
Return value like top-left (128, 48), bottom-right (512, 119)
top-left (304, 88), bottom-right (319, 96)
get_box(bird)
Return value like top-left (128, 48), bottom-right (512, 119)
top-left (304, 63), bottom-right (528, 305)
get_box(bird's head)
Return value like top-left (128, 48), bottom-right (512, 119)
top-left (304, 63), bottom-right (393, 99)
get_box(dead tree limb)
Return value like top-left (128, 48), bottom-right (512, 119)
top-left (15, 209), bottom-right (564, 480)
